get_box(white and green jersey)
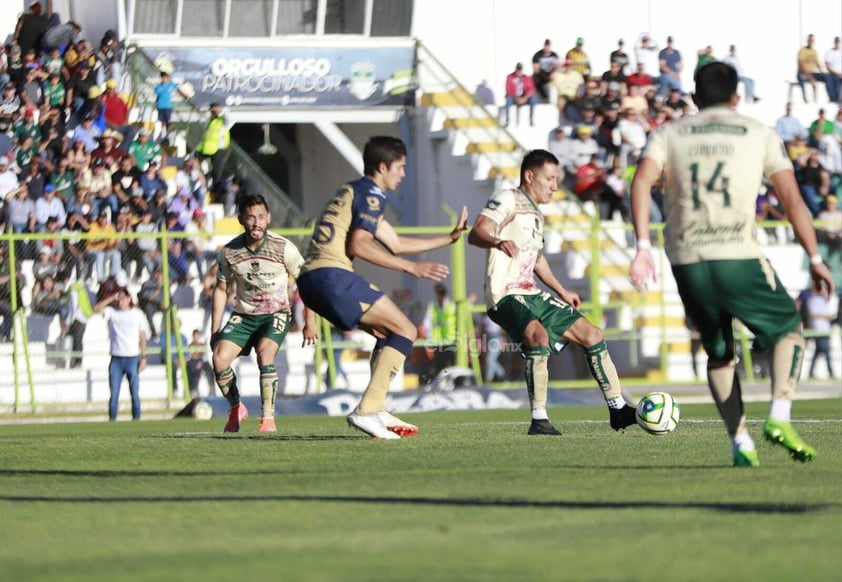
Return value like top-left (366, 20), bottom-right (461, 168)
top-left (479, 188), bottom-right (544, 309)
top-left (642, 105), bottom-right (793, 265)
top-left (217, 231), bottom-right (304, 315)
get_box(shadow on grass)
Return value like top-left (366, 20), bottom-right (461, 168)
top-left (0, 491), bottom-right (833, 514)
top-left (149, 434), bottom-right (363, 441)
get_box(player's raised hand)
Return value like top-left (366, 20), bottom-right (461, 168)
top-left (629, 249), bottom-right (657, 291)
top-left (450, 206), bottom-right (469, 241)
top-left (412, 261), bottom-right (450, 281)
top-left (495, 239), bottom-right (519, 258)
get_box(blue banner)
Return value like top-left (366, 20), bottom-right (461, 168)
top-left (183, 388), bottom-right (607, 420)
top-left (137, 46), bottom-right (416, 108)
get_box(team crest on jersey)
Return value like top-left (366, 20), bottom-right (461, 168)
top-left (250, 261), bottom-right (260, 272)
top-left (486, 200), bottom-right (501, 210)
top-left (366, 196), bottom-right (382, 211)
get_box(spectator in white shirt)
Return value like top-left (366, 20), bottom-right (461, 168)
top-left (34, 184), bottom-right (66, 230)
top-left (94, 287), bottom-right (151, 421)
top-left (721, 45), bottom-right (759, 103)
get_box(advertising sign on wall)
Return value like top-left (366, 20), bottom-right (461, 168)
top-left (136, 46), bottom-right (416, 109)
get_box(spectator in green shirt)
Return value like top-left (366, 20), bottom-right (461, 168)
top-left (128, 128), bottom-right (164, 171)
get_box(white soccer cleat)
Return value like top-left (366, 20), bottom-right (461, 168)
top-left (378, 411), bottom-right (419, 437)
top-left (347, 409), bottom-right (400, 440)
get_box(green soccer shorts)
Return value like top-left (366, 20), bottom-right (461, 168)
top-left (488, 292), bottom-right (583, 354)
top-left (218, 312), bottom-right (292, 352)
top-left (672, 258), bottom-right (801, 359)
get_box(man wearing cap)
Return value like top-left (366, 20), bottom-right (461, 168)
top-left (0, 82), bottom-right (22, 132)
top-left (532, 39), bottom-right (560, 101)
top-left (610, 39), bottom-right (631, 75)
top-left (721, 45), bottom-right (759, 103)
top-left (13, 107), bottom-right (41, 143)
top-left (503, 63), bottom-right (536, 127)
top-left (35, 184), bottom-right (66, 230)
top-left (566, 37), bottom-right (591, 78)
top-left (658, 36), bottom-right (683, 97)
top-left (567, 125), bottom-right (600, 170)
top-left (71, 113), bottom-right (100, 152)
top-left (92, 128), bottom-right (125, 170)
top-left (88, 156), bottom-right (117, 217)
top-left (129, 128), bottom-right (163, 171)
top-left (65, 61), bottom-right (96, 122)
top-left (139, 159), bottom-right (166, 200)
top-left (195, 103), bottom-right (229, 190)
top-left (824, 36), bottom-right (841, 103)
top-left (550, 59), bottom-right (585, 123)
top-left (168, 186), bottom-right (197, 228)
top-left (111, 155), bottom-right (141, 204)
top-left (85, 209), bottom-right (121, 284)
top-left (634, 34), bottom-right (660, 79)
top-left (102, 79), bottom-right (130, 138)
top-left (21, 64), bottom-right (45, 110)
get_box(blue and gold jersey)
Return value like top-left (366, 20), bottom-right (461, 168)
top-left (301, 176), bottom-right (387, 273)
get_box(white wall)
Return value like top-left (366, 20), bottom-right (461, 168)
top-left (1, 1), bottom-right (26, 44)
top-left (414, 0), bottom-right (842, 123)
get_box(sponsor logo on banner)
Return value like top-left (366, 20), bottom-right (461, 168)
top-left (137, 46), bottom-right (416, 108)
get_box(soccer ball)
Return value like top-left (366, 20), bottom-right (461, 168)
top-left (635, 392), bottom-right (680, 435)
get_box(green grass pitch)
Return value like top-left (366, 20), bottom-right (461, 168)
top-left (1, 399), bottom-right (841, 581)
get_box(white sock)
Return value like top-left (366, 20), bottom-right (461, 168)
top-left (606, 396), bottom-right (626, 410)
top-left (769, 399), bottom-right (792, 422)
top-left (732, 430), bottom-right (756, 453)
top-left (531, 408), bottom-right (549, 420)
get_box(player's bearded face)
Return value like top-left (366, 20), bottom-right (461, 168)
top-left (240, 205), bottom-right (270, 243)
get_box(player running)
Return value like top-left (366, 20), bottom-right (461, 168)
top-left (630, 62), bottom-right (834, 466)
top-left (211, 193), bottom-right (317, 433)
top-left (297, 136), bottom-right (468, 439)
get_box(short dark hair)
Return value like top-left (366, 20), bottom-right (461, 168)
top-left (693, 62), bottom-right (739, 109)
top-left (237, 193), bottom-right (269, 216)
top-left (520, 149), bottom-right (559, 182)
top-left (363, 136), bottom-right (406, 177)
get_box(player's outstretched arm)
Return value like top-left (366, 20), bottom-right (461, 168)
top-left (770, 169), bottom-right (836, 297)
top-left (467, 214), bottom-right (519, 258)
top-left (629, 157), bottom-right (659, 291)
top-left (348, 228), bottom-right (450, 281)
top-left (374, 206), bottom-right (469, 255)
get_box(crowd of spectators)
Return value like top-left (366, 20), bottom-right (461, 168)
top-left (497, 34), bottom-right (842, 228)
top-left (0, 2), bottom-right (233, 344)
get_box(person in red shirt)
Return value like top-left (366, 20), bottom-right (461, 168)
top-left (626, 62), bottom-right (654, 89)
top-left (103, 79), bottom-right (128, 128)
top-left (504, 63), bottom-right (537, 127)
top-left (574, 154), bottom-right (616, 218)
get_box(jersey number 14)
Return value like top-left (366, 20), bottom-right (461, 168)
top-left (690, 161), bottom-right (731, 209)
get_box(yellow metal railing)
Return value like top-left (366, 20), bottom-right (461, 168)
top-left (1, 218), bottom-right (835, 412)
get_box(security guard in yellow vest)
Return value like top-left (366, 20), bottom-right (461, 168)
top-left (195, 102), bottom-right (231, 191)
top-left (422, 283), bottom-right (457, 378)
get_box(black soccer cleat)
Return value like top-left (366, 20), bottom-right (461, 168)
top-left (527, 419), bottom-right (562, 436)
top-left (609, 405), bottom-right (638, 431)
